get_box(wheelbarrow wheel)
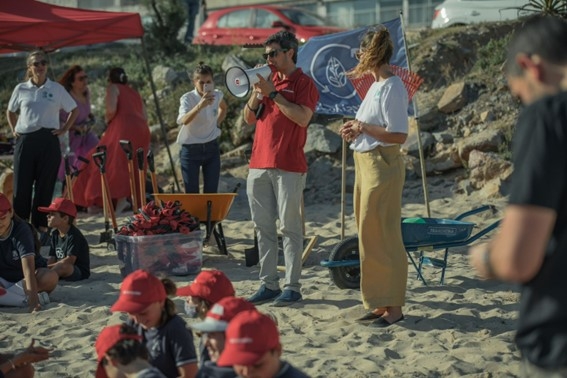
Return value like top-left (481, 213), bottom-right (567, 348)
top-left (329, 236), bottom-right (360, 290)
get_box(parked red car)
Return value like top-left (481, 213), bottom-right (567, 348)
top-left (193, 5), bottom-right (344, 45)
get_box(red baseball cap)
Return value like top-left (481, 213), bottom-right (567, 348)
top-left (190, 297), bottom-right (256, 333)
top-left (177, 270), bottom-right (235, 304)
top-left (217, 310), bottom-right (280, 367)
top-left (38, 197), bottom-right (77, 218)
top-left (0, 193), bottom-right (12, 217)
top-left (110, 270), bottom-right (167, 313)
top-left (95, 324), bottom-right (142, 378)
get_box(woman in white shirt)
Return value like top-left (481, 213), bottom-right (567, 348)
top-left (6, 50), bottom-right (78, 235)
top-left (176, 62), bottom-right (227, 193)
top-left (339, 26), bottom-right (409, 328)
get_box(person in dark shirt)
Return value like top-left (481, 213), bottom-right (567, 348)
top-left (0, 193), bottom-right (58, 311)
top-left (111, 269), bottom-right (198, 378)
top-left (190, 296), bottom-right (255, 378)
top-left (469, 15), bottom-right (567, 376)
top-left (217, 310), bottom-right (309, 378)
top-left (95, 323), bottom-right (166, 378)
top-left (38, 197), bottom-right (90, 281)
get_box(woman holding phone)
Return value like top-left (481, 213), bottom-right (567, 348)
top-left (176, 62), bottom-right (227, 193)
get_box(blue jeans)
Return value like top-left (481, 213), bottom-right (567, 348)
top-left (184, 0), bottom-right (200, 43)
top-left (180, 140), bottom-right (220, 193)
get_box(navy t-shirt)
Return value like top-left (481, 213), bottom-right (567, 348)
top-left (276, 361), bottom-right (310, 378)
top-left (0, 218), bottom-right (36, 282)
top-left (511, 91), bottom-right (567, 369)
top-left (129, 315), bottom-right (198, 378)
top-left (48, 224), bottom-right (90, 279)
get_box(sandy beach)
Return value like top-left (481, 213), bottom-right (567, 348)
top-left (0, 167), bottom-right (519, 378)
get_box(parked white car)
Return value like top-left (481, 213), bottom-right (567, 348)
top-left (431, 0), bottom-right (531, 28)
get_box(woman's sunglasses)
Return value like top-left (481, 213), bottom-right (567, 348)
top-left (32, 60), bottom-right (48, 67)
top-left (262, 49), bottom-right (288, 60)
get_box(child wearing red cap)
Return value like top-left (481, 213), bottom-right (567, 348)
top-left (189, 297), bottom-right (256, 378)
top-left (38, 197), bottom-right (90, 281)
top-left (94, 323), bottom-right (166, 378)
top-left (0, 193), bottom-right (58, 311)
top-left (176, 269), bottom-right (235, 368)
top-left (217, 310), bottom-right (309, 378)
top-left (111, 270), bottom-right (198, 378)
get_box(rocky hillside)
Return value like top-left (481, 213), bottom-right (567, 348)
top-left (200, 20), bottom-right (522, 207)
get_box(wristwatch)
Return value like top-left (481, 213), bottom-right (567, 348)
top-left (269, 90), bottom-right (279, 100)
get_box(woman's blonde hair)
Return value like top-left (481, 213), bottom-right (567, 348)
top-left (25, 50), bottom-right (48, 81)
top-left (349, 26), bottom-right (393, 78)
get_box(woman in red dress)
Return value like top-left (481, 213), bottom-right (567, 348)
top-left (72, 67), bottom-right (150, 213)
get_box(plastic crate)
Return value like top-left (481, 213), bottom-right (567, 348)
top-left (115, 230), bottom-right (203, 278)
top-left (401, 218), bottom-right (474, 247)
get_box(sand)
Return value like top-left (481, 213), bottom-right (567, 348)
top-left (0, 172), bottom-right (520, 378)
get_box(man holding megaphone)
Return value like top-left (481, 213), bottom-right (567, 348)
top-left (242, 31), bottom-right (320, 307)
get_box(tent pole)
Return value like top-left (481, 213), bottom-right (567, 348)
top-left (399, 12), bottom-right (431, 217)
top-left (140, 38), bottom-right (182, 193)
top-left (340, 126), bottom-right (347, 241)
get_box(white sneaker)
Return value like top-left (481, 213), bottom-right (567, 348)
top-left (38, 292), bottom-right (50, 306)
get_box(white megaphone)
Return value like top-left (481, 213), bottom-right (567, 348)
top-left (225, 65), bottom-right (273, 98)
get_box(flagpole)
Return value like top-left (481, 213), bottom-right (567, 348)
top-left (399, 12), bottom-right (431, 217)
top-left (340, 121), bottom-right (347, 241)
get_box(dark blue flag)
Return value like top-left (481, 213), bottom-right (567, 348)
top-left (297, 16), bottom-right (409, 117)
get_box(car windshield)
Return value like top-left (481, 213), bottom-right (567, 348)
top-left (280, 8), bottom-right (327, 26)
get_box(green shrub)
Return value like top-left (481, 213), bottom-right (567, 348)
top-left (474, 33), bottom-right (511, 72)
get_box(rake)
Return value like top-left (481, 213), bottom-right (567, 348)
top-left (349, 65), bottom-right (424, 101)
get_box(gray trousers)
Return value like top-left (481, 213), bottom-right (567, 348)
top-left (522, 359), bottom-right (567, 378)
top-left (246, 168), bottom-right (306, 292)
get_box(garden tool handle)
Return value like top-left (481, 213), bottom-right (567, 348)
top-left (92, 151), bottom-right (106, 174)
top-left (64, 155), bottom-right (72, 176)
top-left (136, 148), bottom-right (145, 171)
top-left (119, 140), bottom-right (133, 159)
top-left (146, 150), bottom-right (155, 173)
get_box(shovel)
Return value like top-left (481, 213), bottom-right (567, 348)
top-left (146, 150), bottom-right (161, 207)
top-left (93, 148), bottom-right (117, 245)
top-left (136, 147), bottom-right (147, 208)
top-left (119, 140), bottom-right (138, 214)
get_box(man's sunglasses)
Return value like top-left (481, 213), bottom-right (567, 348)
top-left (262, 49), bottom-right (288, 60)
top-left (32, 60), bottom-right (48, 67)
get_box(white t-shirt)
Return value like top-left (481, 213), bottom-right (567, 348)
top-left (7, 79), bottom-right (77, 133)
top-left (176, 88), bottom-right (222, 145)
top-left (351, 76), bottom-right (409, 152)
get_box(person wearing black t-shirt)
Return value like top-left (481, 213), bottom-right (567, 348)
top-left (469, 15), bottom-right (567, 376)
top-left (38, 198), bottom-right (90, 281)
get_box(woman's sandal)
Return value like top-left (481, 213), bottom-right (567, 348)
top-left (356, 311), bottom-right (385, 322)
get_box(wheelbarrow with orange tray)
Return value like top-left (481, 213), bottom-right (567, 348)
top-left (153, 192), bottom-right (237, 255)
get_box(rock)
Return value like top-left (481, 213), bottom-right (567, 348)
top-left (457, 129), bottom-right (505, 162)
top-left (417, 106), bottom-right (443, 131)
top-left (480, 110), bottom-right (494, 123)
top-left (432, 132), bottom-right (453, 144)
top-left (403, 131), bottom-right (435, 159)
top-left (230, 112), bottom-right (255, 147)
top-left (468, 150), bottom-right (512, 187)
top-left (438, 82), bottom-right (467, 113)
top-left (152, 65), bottom-right (178, 86)
top-left (304, 123), bottom-right (342, 154)
top-left (425, 147), bottom-right (463, 174)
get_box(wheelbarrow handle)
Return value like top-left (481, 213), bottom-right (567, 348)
top-left (119, 140), bottom-right (133, 159)
top-left (92, 151), bottom-right (106, 173)
top-left (146, 150), bottom-right (155, 173)
top-left (136, 148), bottom-right (145, 171)
top-left (454, 205), bottom-right (497, 221)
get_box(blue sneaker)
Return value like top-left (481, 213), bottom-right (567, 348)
top-left (272, 289), bottom-right (302, 307)
top-left (248, 285), bottom-right (282, 304)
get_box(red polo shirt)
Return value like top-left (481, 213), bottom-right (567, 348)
top-left (249, 67), bottom-right (319, 173)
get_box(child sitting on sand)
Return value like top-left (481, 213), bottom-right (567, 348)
top-left (111, 269), bottom-right (198, 378)
top-left (176, 269), bottom-right (236, 367)
top-left (38, 198), bottom-right (90, 281)
top-left (217, 310), bottom-right (309, 378)
top-left (95, 323), bottom-right (166, 378)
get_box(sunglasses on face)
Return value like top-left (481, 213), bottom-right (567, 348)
top-left (31, 60), bottom-right (48, 67)
top-left (262, 49), bottom-right (288, 60)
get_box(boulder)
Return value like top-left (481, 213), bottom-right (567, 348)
top-left (403, 131), bottom-right (435, 159)
top-left (438, 82), bottom-right (467, 114)
top-left (457, 129), bottom-right (505, 162)
top-left (304, 123), bottom-right (342, 154)
top-left (152, 65), bottom-right (178, 87)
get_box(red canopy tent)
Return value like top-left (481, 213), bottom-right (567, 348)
top-left (0, 0), bottom-right (180, 190)
top-left (0, 0), bottom-right (144, 53)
